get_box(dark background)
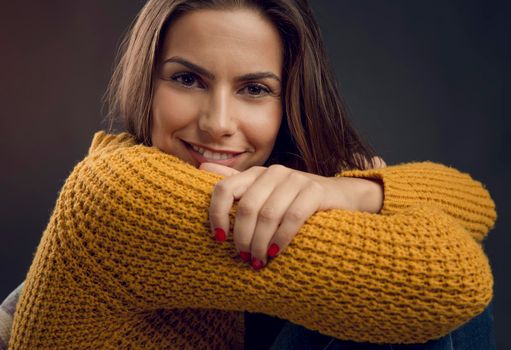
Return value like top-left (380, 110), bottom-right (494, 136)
top-left (1, 0), bottom-right (509, 348)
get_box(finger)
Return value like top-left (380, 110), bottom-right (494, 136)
top-left (199, 162), bottom-right (240, 176)
top-left (371, 156), bottom-right (386, 169)
top-left (355, 153), bottom-right (386, 170)
top-left (231, 167), bottom-right (284, 257)
top-left (208, 166), bottom-right (265, 243)
top-left (267, 183), bottom-right (322, 260)
top-left (248, 172), bottom-right (307, 268)
top-left (232, 165), bottom-right (294, 266)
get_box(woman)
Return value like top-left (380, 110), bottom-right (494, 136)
top-left (6, 0), bottom-right (496, 349)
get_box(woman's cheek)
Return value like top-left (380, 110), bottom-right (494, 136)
top-left (151, 86), bottom-right (202, 155)
top-left (251, 104), bottom-right (282, 143)
top-left (241, 104), bottom-right (282, 161)
top-left (154, 88), bottom-right (201, 130)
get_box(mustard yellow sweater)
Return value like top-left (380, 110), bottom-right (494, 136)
top-left (9, 132), bottom-right (496, 349)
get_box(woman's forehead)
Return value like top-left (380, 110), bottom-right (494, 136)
top-left (160, 9), bottom-right (283, 74)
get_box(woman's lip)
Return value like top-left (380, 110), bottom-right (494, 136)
top-left (183, 141), bottom-right (244, 167)
top-left (186, 141), bottom-right (244, 155)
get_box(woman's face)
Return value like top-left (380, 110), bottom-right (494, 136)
top-left (151, 9), bottom-right (283, 171)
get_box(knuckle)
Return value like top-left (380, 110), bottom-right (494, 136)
top-left (236, 201), bottom-right (255, 216)
top-left (288, 171), bottom-right (306, 182)
top-left (247, 165), bottom-right (265, 173)
top-left (213, 180), bottom-right (230, 195)
top-left (286, 208), bottom-right (305, 222)
top-left (309, 180), bottom-right (323, 192)
top-left (258, 206), bottom-right (277, 222)
top-left (269, 164), bottom-right (286, 172)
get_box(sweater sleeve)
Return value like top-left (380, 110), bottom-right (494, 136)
top-left (337, 162), bottom-right (497, 243)
top-left (11, 132), bottom-right (494, 346)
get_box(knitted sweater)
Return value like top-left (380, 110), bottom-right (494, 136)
top-left (9, 131), bottom-right (496, 349)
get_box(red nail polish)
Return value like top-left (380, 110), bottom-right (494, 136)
top-left (239, 251), bottom-right (251, 262)
top-left (214, 227), bottom-right (226, 242)
top-left (267, 243), bottom-right (280, 258)
top-left (251, 257), bottom-right (264, 270)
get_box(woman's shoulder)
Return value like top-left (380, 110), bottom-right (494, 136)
top-left (87, 130), bottom-right (137, 156)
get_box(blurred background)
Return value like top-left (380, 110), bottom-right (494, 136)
top-left (1, 0), bottom-right (509, 348)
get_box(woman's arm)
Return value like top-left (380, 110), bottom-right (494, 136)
top-left (11, 132), bottom-right (494, 346)
top-left (337, 162), bottom-right (497, 243)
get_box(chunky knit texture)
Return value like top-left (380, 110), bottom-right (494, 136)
top-left (10, 131), bottom-right (496, 349)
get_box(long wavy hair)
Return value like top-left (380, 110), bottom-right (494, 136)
top-left (105, 0), bottom-right (378, 176)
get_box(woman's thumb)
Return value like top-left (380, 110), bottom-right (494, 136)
top-left (199, 162), bottom-right (240, 176)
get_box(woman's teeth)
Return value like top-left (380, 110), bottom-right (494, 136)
top-left (191, 144), bottom-right (236, 160)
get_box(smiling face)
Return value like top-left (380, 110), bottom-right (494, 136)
top-left (151, 9), bottom-right (283, 171)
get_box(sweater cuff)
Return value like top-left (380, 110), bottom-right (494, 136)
top-left (336, 161), bottom-right (497, 242)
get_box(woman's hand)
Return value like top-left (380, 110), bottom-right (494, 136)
top-left (199, 160), bottom-right (384, 270)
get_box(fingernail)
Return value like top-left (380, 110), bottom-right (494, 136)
top-left (239, 251), bottom-right (251, 262)
top-left (251, 257), bottom-right (264, 270)
top-left (214, 227), bottom-right (226, 242)
top-left (267, 243), bottom-right (280, 258)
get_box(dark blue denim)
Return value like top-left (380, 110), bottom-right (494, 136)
top-left (267, 300), bottom-right (495, 350)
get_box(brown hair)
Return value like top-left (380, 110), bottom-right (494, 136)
top-left (105, 0), bottom-right (379, 176)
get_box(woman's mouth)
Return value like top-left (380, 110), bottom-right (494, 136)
top-left (182, 141), bottom-right (245, 167)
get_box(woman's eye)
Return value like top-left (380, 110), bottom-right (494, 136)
top-left (241, 84), bottom-right (271, 97)
top-left (171, 72), bottom-right (202, 88)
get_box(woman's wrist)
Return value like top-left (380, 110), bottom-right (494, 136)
top-left (358, 177), bottom-right (384, 213)
top-left (330, 176), bottom-right (384, 213)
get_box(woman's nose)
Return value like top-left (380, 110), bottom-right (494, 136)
top-left (198, 88), bottom-right (237, 139)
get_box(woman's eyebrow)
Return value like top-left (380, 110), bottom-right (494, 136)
top-left (161, 56), bottom-right (281, 82)
top-left (162, 56), bottom-right (214, 79)
top-left (238, 72), bottom-right (281, 83)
